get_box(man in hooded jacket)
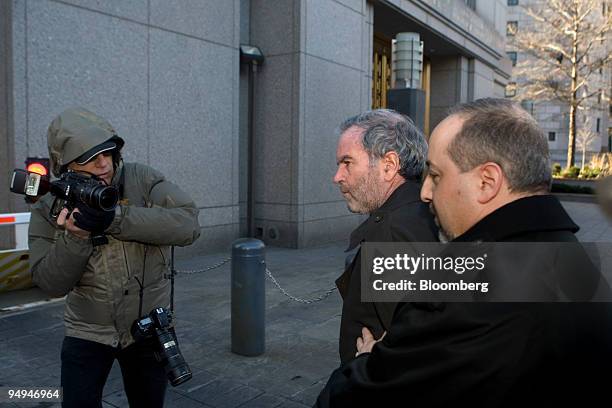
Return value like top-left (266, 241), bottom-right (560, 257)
top-left (29, 107), bottom-right (201, 408)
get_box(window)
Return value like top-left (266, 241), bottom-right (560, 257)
top-left (508, 0), bottom-right (519, 5)
top-left (507, 21), bottom-right (518, 36)
top-left (507, 51), bottom-right (517, 66)
top-left (505, 82), bottom-right (517, 97)
top-left (465, 0), bottom-right (476, 11)
top-left (548, 132), bottom-right (556, 142)
top-left (521, 100), bottom-right (534, 115)
top-left (597, 118), bottom-right (601, 133)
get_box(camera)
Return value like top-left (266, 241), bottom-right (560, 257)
top-left (131, 307), bottom-right (192, 387)
top-left (10, 169), bottom-right (119, 218)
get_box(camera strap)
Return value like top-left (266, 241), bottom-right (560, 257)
top-left (118, 163), bottom-right (125, 199)
top-left (135, 246), bottom-right (148, 318)
top-left (170, 246), bottom-right (176, 314)
top-left (133, 245), bottom-right (175, 319)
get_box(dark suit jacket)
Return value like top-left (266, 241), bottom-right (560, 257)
top-left (336, 181), bottom-right (438, 363)
top-left (319, 195), bottom-right (612, 407)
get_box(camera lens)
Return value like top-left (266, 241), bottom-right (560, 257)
top-left (157, 329), bottom-right (192, 387)
top-left (79, 183), bottom-right (118, 211)
top-left (97, 186), bottom-right (119, 211)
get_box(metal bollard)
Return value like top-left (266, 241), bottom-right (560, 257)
top-left (231, 238), bottom-right (265, 356)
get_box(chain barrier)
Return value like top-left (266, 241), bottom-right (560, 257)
top-left (265, 266), bottom-right (338, 304)
top-left (174, 257), bottom-right (231, 275)
top-left (174, 255), bottom-right (338, 304)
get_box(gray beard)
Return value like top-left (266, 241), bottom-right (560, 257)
top-left (345, 170), bottom-right (386, 214)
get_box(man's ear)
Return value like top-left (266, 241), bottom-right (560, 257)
top-left (382, 151), bottom-right (401, 181)
top-left (476, 162), bottom-right (503, 204)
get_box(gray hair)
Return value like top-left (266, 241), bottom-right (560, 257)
top-left (338, 109), bottom-right (427, 180)
top-left (448, 98), bottom-right (551, 193)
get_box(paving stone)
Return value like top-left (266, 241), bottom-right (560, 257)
top-left (165, 396), bottom-right (211, 407)
top-left (237, 393), bottom-right (285, 408)
top-left (204, 384), bottom-right (264, 408)
top-left (274, 399), bottom-right (310, 408)
top-left (182, 379), bottom-right (245, 405)
top-left (287, 379), bottom-right (328, 406)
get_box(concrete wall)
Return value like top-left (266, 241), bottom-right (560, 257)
top-left (1, 0), bottom-right (513, 253)
top-left (6, 0), bottom-right (242, 256)
top-left (250, 0), bottom-right (370, 248)
top-left (1, 0), bottom-right (14, 214)
top-left (1, 0), bottom-right (16, 249)
top-left (428, 55), bottom-right (507, 130)
top-left (429, 55), bottom-right (469, 129)
top-left (475, 0), bottom-right (507, 37)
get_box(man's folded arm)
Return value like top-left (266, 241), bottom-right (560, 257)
top-left (108, 176), bottom-right (201, 246)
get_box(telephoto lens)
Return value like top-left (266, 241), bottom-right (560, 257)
top-left (131, 308), bottom-right (193, 387)
top-left (155, 327), bottom-right (193, 386)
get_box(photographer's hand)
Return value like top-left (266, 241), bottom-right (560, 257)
top-left (57, 208), bottom-right (90, 240)
top-left (72, 203), bottom-right (115, 233)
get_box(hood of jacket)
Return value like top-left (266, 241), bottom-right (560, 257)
top-left (47, 107), bottom-right (125, 177)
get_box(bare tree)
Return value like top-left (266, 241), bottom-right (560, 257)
top-left (576, 114), bottom-right (598, 169)
top-left (509, 0), bottom-right (611, 168)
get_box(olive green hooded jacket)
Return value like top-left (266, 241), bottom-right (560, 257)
top-left (29, 108), bottom-right (201, 348)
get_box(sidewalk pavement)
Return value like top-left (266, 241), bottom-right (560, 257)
top-left (0, 242), bottom-right (348, 408)
top-left (0, 200), bottom-right (611, 407)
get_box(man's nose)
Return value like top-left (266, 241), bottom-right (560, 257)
top-left (333, 167), bottom-right (344, 185)
top-left (420, 177), bottom-right (432, 203)
top-left (93, 153), bottom-right (108, 167)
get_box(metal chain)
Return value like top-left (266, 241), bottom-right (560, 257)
top-left (173, 256), bottom-right (338, 304)
top-left (174, 257), bottom-right (231, 275)
top-left (265, 266), bottom-right (337, 304)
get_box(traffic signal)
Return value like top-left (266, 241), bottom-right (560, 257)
top-left (25, 157), bottom-right (50, 177)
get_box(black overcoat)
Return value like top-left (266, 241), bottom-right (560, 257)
top-left (319, 195), bottom-right (612, 407)
top-left (336, 181), bottom-right (438, 363)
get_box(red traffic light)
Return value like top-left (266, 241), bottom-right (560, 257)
top-left (25, 157), bottom-right (50, 177)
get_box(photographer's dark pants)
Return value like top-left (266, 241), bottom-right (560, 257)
top-left (61, 336), bottom-right (167, 408)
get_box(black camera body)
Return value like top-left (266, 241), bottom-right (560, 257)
top-left (10, 169), bottom-right (119, 218)
top-left (131, 307), bottom-right (192, 387)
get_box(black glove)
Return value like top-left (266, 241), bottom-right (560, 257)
top-left (73, 203), bottom-right (115, 233)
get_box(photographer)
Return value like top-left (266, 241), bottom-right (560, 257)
top-left (28, 107), bottom-right (201, 408)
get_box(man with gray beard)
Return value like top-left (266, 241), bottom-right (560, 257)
top-left (332, 109), bottom-right (437, 363)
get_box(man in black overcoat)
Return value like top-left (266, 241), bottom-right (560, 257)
top-left (317, 98), bottom-right (612, 407)
top-left (332, 109), bottom-right (438, 364)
